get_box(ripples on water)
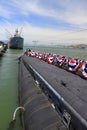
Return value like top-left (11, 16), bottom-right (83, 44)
top-left (0, 49), bottom-right (23, 130)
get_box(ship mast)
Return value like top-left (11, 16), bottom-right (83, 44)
top-left (14, 27), bottom-right (23, 37)
top-left (14, 29), bottom-right (19, 37)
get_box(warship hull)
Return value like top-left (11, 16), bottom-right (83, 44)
top-left (9, 37), bottom-right (24, 49)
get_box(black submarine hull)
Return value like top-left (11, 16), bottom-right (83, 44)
top-left (18, 54), bottom-right (87, 130)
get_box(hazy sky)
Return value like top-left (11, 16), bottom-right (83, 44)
top-left (0, 0), bottom-right (87, 45)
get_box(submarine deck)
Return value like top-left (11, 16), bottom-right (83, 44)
top-left (22, 55), bottom-right (87, 122)
top-left (19, 58), bottom-right (67, 130)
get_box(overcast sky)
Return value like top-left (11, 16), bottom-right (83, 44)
top-left (0, 0), bottom-right (87, 45)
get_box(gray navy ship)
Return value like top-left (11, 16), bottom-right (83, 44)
top-left (9, 28), bottom-right (24, 49)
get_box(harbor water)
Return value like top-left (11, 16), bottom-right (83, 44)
top-left (0, 49), bottom-right (23, 130)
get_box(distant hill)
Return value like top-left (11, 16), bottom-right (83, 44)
top-left (67, 44), bottom-right (87, 49)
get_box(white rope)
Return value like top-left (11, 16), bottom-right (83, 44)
top-left (13, 106), bottom-right (25, 121)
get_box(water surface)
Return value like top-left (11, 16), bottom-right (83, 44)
top-left (0, 49), bottom-right (23, 130)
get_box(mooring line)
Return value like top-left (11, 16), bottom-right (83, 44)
top-left (12, 106), bottom-right (25, 121)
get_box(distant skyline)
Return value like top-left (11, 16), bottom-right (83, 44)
top-left (0, 0), bottom-right (87, 45)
